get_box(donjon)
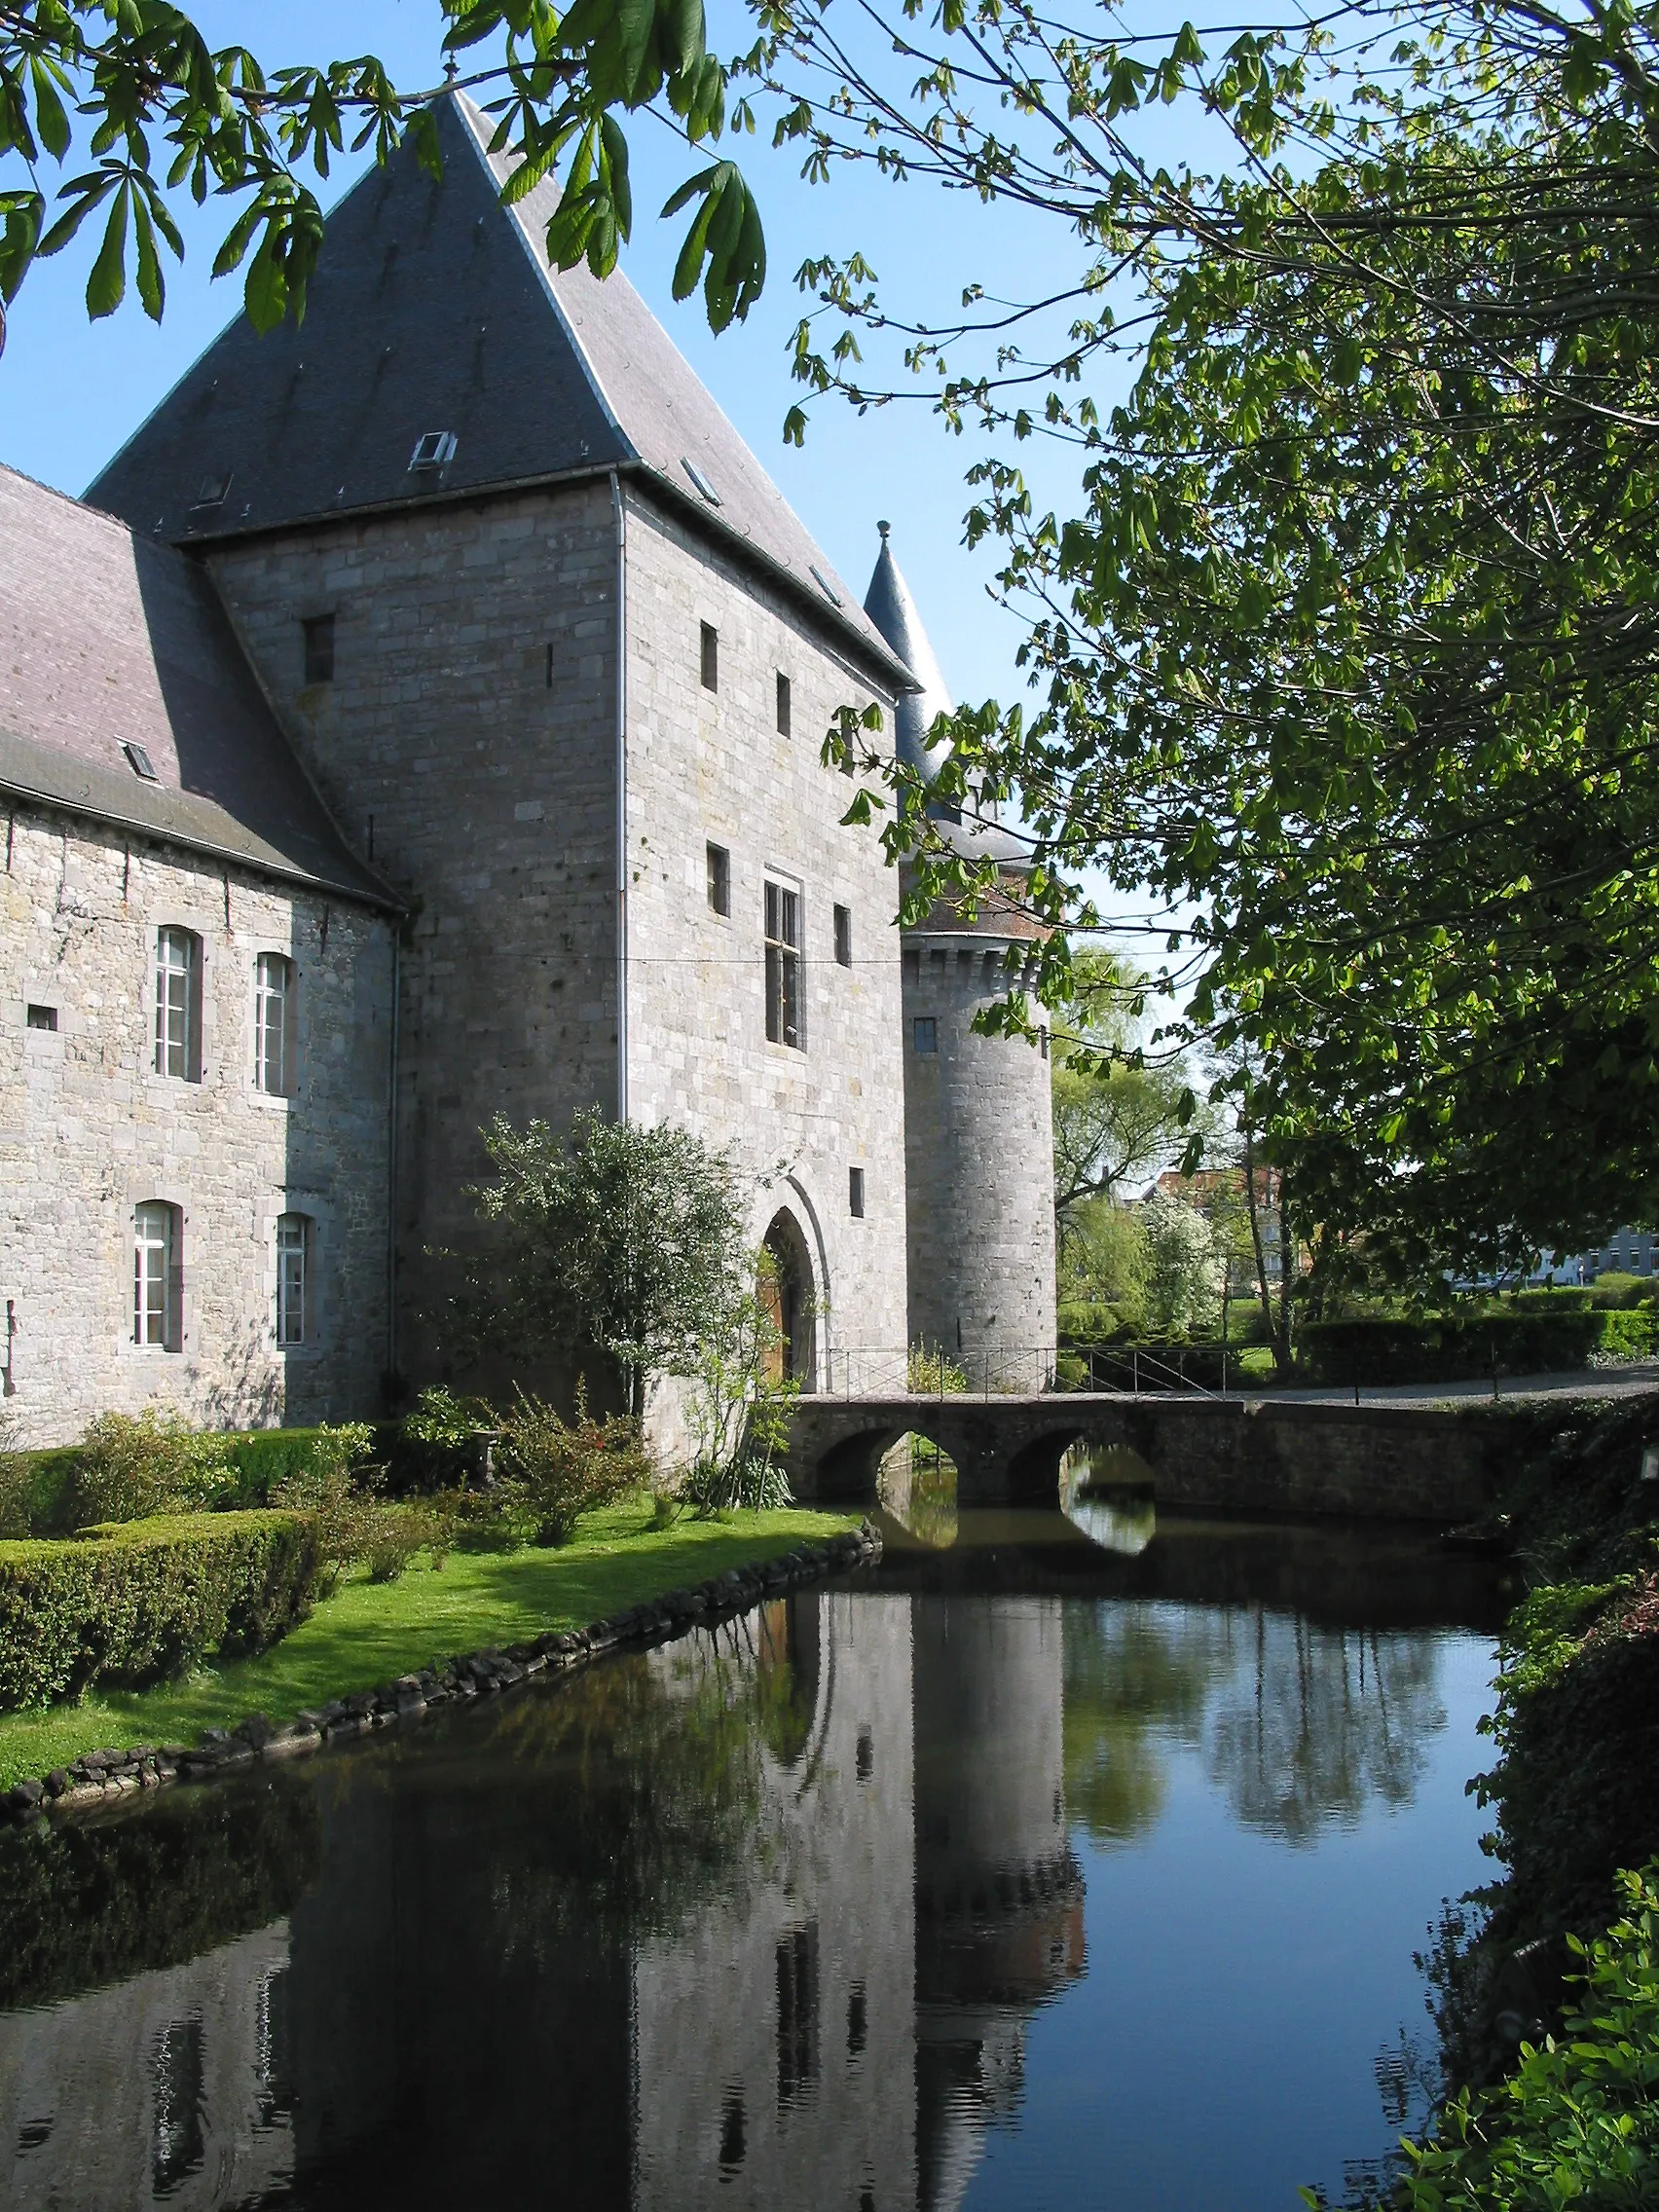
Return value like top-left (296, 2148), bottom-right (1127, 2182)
top-left (0, 91), bottom-right (1053, 1447)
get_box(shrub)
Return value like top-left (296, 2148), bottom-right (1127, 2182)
top-left (497, 1383), bottom-right (653, 1546)
top-left (1297, 1308), bottom-right (1659, 1387)
top-left (269, 1422), bottom-right (380, 1596)
top-left (0, 1511), bottom-right (317, 1710)
top-left (907, 1343), bottom-right (970, 1392)
top-left (681, 1452), bottom-right (794, 1515)
top-left (1588, 1272), bottom-right (1657, 1309)
top-left (68, 1410), bottom-right (236, 1530)
top-left (1386, 1861), bottom-right (1659, 2211)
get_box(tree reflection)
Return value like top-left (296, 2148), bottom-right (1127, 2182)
top-left (1062, 1601), bottom-right (1449, 1847)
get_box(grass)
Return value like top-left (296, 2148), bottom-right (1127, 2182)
top-left (0, 1500), bottom-right (858, 1792)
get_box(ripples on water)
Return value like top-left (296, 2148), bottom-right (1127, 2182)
top-left (0, 1493), bottom-right (1506, 2211)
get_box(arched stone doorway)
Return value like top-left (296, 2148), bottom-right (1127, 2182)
top-left (759, 1208), bottom-right (816, 1389)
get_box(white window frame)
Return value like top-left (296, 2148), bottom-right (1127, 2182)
top-left (133, 1200), bottom-right (182, 1350)
top-left (764, 876), bottom-right (803, 1051)
top-left (275, 1212), bottom-right (309, 1346)
top-left (254, 952), bottom-right (295, 1096)
top-left (154, 927), bottom-right (202, 1082)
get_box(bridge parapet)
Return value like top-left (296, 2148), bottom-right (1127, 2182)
top-left (784, 1392), bottom-right (1502, 1522)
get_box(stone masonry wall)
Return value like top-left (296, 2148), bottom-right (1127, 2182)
top-left (902, 937), bottom-right (1056, 1379)
top-left (206, 481), bottom-right (620, 1381)
top-left (621, 489), bottom-right (909, 1415)
top-left (0, 804), bottom-right (392, 1445)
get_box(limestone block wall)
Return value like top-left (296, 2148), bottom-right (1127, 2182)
top-left (903, 936), bottom-right (1057, 1375)
top-left (0, 806), bottom-right (392, 1444)
top-left (207, 481), bottom-right (621, 1373)
top-left (621, 490), bottom-right (910, 1402)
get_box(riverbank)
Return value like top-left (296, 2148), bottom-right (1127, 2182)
top-left (0, 1502), bottom-right (860, 1795)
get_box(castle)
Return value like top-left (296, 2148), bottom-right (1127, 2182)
top-left (0, 92), bottom-right (1054, 1449)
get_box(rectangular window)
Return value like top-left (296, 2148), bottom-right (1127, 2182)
top-left (26, 1004), bottom-right (56, 1031)
top-left (775, 1924), bottom-right (819, 2105)
top-left (254, 952), bottom-right (294, 1095)
top-left (764, 880), bottom-right (801, 1049)
top-left (700, 621), bottom-right (719, 692)
top-left (133, 1201), bottom-right (182, 1350)
top-left (833, 903), bottom-right (852, 968)
top-left (707, 842), bottom-right (731, 917)
top-left (776, 672), bottom-right (792, 736)
top-left (849, 1166), bottom-right (866, 1218)
top-left (913, 1015), bottom-right (939, 1055)
top-left (276, 1213), bottom-right (309, 1346)
top-left (154, 927), bottom-right (202, 1081)
top-left (302, 613), bottom-right (335, 685)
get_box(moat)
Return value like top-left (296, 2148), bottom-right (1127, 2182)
top-left (0, 1499), bottom-right (1507, 2210)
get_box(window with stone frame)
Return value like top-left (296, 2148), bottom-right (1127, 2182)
top-left (912, 1015), bottom-right (939, 1055)
top-left (833, 903), bottom-right (852, 968)
top-left (133, 1201), bottom-right (183, 1350)
top-left (154, 927), bottom-right (203, 1081)
top-left (254, 952), bottom-right (296, 1095)
top-left (764, 879), bottom-right (801, 1049)
top-left (276, 1213), bottom-right (310, 1345)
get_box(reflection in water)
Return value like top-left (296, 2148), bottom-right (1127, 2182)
top-left (0, 1520), bottom-right (1498, 2211)
top-left (880, 1435), bottom-right (961, 1549)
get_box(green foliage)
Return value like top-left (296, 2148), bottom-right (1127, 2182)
top-left (1298, 1309), bottom-right (1659, 1388)
top-left (681, 1275), bottom-right (798, 1517)
top-left (270, 1422), bottom-right (381, 1597)
top-left (1591, 1274), bottom-right (1659, 1310)
top-left (497, 1383), bottom-right (653, 1548)
top-left (68, 1409), bottom-right (235, 1530)
top-left (1056, 1198), bottom-right (1149, 1334)
top-left (0, 1445), bottom-right (79, 1537)
top-left (455, 1107), bottom-right (751, 1413)
top-left (1050, 954), bottom-right (1198, 1255)
top-left (404, 1385), bottom-right (496, 1449)
top-left (1139, 1193), bottom-right (1225, 1339)
top-left (0, 1511), bottom-right (317, 1711)
top-left (906, 1343), bottom-right (969, 1393)
top-left (1382, 1862), bottom-right (1659, 2211)
top-left (1, 4), bottom-right (763, 335)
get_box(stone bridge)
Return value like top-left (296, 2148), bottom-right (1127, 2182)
top-left (784, 1392), bottom-right (1500, 1523)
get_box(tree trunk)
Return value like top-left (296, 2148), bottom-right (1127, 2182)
top-left (1241, 1124), bottom-right (1293, 1376)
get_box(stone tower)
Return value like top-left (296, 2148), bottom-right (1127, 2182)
top-left (863, 525), bottom-right (1057, 1384)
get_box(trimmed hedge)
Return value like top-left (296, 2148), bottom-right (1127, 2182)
top-left (1297, 1307), bottom-right (1659, 1387)
top-left (0, 1511), bottom-right (318, 1711)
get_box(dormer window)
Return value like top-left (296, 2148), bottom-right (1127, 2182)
top-left (123, 740), bottom-right (159, 782)
top-left (409, 430), bottom-right (458, 471)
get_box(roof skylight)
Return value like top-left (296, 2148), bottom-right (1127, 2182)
top-left (123, 740), bottom-right (159, 782)
top-left (810, 565), bottom-right (843, 608)
top-left (682, 458), bottom-right (722, 507)
top-left (409, 430), bottom-right (458, 472)
top-left (191, 472), bottom-right (232, 509)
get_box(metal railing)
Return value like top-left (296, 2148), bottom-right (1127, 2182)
top-left (816, 1346), bottom-right (1221, 1400)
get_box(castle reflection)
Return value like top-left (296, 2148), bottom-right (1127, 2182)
top-left (0, 1527), bottom-right (1485, 2211)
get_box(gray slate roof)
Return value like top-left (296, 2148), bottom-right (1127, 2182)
top-left (0, 463), bottom-right (391, 904)
top-left (88, 93), bottom-right (909, 688)
top-left (863, 521), bottom-right (955, 778)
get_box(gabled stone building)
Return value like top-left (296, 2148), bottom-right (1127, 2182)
top-left (0, 92), bottom-right (1053, 1448)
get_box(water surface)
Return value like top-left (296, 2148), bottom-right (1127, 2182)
top-left (0, 1505), bottom-right (1505, 2210)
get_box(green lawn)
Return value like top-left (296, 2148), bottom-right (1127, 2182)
top-left (0, 1502), bottom-right (858, 1792)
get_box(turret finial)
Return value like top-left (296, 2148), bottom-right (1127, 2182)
top-left (877, 518), bottom-right (891, 538)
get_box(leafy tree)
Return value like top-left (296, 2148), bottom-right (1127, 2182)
top-left (456, 1107), bottom-right (751, 1415)
top-left (0, 1), bottom-right (764, 339)
top-left (1139, 1191), bottom-right (1225, 1338)
top-left (1050, 951), bottom-right (1197, 1252)
top-left (1055, 1195), bottom-right (1149, 1335)
top-left (761, 2), bottom-right (1659, 1276)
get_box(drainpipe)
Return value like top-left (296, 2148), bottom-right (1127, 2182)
top-left (609, 468), bottom-right (629, 1124)
top-left (386, 928), bottom-right (401, 1386)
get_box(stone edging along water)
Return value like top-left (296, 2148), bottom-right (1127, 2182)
top-left (1, 1521), bottom-right (884, 1826)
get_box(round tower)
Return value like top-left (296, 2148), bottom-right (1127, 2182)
top-left (863, 524), bottom-right (1057, 1385)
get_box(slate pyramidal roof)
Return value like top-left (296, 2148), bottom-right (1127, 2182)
top-left (89, 92), bottom-right (911, 691)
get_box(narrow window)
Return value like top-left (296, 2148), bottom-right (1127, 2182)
top-left (849, 1166), bottom-right (866, 1219)
top-left (302, 613), bottom-right (335, 685)
top-left (26, 1004), bottom-right (56, 1031)
top-left (764, 881), bottom-right (801, 1049)
top-left (833, 903), bottom-right (852, 968)
top-left (254, 952), bottom-right (294, 1095)
top-left (912, 1015), bottom-right (939, 1055)
top-left (276, 1213), bottom-right (309, 1346)
top-left (1040, 1025), bottom-right (1051, 1061)
top-left (776, 1924), bottom-right (820, 2104)
top-left (847, 1983), bottom-right (867, 2058)
top-left (133, 1201), bottom-right (182, 1350)
top-left (700, 621), bottom-right (719, 692)
top-left (776, 671), bottom-right (792, 736)
top-left (154, 927), bottom-right (203, 1081)
top-left (706, 842), bottom-right (731, 917)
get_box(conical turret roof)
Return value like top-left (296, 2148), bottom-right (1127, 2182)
top-left (87, 94), bottom-right (906, 682)
top-left (862, 520), bottom-right (953, 779)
